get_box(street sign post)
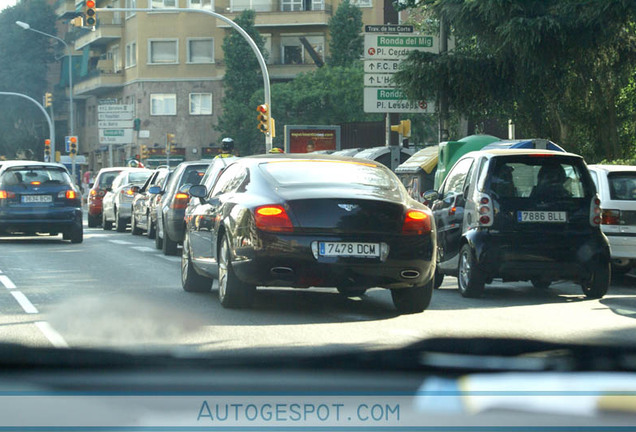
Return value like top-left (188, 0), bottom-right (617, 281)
top-left (364, 34), bottom-right (438, 60)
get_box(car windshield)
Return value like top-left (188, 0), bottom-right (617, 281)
top-left (2, 0), bottom-right (636, 428)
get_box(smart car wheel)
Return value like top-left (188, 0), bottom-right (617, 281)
top-left (181, 233), bottom-right (212, 292)
top-left (102, 212), bottom-right (112, 231)
top-left (458, 244), bottom-right (485, 298)
top-left (218, 234), bottom-right (255, 309)
top-left (581, 259), bottom-right (610, 299)
top-left (390, 278), bottom-right (433, 315)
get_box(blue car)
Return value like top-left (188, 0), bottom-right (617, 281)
top-left (0, 161), bottom-right (83, 243)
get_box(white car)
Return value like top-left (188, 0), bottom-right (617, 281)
top-left (102, 168), bottom-right (152, 232)
top-left (588, 164), bottom-right (636, 274)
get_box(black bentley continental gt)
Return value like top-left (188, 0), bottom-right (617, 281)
top-left (181, 154), bottom-right (436, 314)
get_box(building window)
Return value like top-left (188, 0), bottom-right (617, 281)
top-left (190, 93), bottom-right (212, 115)
top-left (230, 0), bottom-right (269, 12)
top-left (188, 0), bottom-right (212, 9)
top-left (125, 41), bottom-right (137, 68)
top-left (148, 39), bottom-right (178, 64)
top-left (281, 35), bottom-right (324, 65)
top-left (187, 38), bottom-right (214, 63)
top-left (110, 44), bottom-right (121, 72)
top-left (125, 0), bottom-right (136, 17)
top-left (281, 0), bottom-right (301, 11)
top-left (151, 0), bottom-right (177, 8)
top-left (151, 94), bottom-right (177, 115)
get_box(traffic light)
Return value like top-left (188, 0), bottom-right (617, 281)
top-left (44, 139), bottom-right (51, 159)
top-left (85, 0), bottom-right (97, 27)
top-left (166, 133), bottom-right (175, 153)
top-left (256, 104), bottom-right (271, 134)
top-left (140, 144), bottom-right (149, 159)
top-left (391, 119), bottom-right (411, 137)
top-left (44, 92), bottom-right (52, 108)
top-left (69, 136), bottom-right (78, 157)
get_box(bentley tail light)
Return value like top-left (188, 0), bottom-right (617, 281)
top-left (402, 209), bottom-right (432, 235)
top-left (171, 192), bottom-right (190, 210)
top-left (254, 205), bottom-right (293, 233)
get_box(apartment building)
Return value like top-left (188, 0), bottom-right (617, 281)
top-left (54, 0), bottom-right (385, 170)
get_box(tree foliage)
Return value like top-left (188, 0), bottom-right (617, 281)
top-left (0, 0), bottom-right (57, 159)
top-left (327, 0), bottom-right (364, 67)
top-left (393, 0), bottom-right (636, 161)
top-left (217, 10), bottom-right (268, 156)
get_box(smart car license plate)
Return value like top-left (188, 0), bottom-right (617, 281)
top-left (319, 242), bottom-right (380, 258)
top-left (517, 211), bottom-right (567, 223)
top-left (22, 195), bottom-right (52, 203)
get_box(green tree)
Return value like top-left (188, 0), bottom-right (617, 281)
top-left (217, 10), bottom-right (267, 156)
top-left (0, 0), bottom-right (56, 159)
top-left (393, 0), bottom-right (636, 161)
top-left (327, 0), bottom-right (364, 67)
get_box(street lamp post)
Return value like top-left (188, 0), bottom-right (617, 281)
top-left (16, 21), bottom-right (75, 175)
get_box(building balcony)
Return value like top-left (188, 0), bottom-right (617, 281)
top-left (267, 63), bottom-right (318, 80)
top-left (74, 20), bottom-right (123, 50)
top-left (217, 3), bottom-right (332, 28)
top-left (74, 66), bottom-right (125, 96)
top-left (55, 0), bottom-right (78, 18)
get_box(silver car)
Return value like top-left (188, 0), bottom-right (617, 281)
top-left (102, 168), bottom-right (152, 232)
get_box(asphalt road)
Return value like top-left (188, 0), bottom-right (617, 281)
top-left (0, 217), bottom-right (635, 356)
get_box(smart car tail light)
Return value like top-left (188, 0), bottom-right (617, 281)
top-left (478, 194), bottom-right (493, 227)
top-left (171, 192), bottom-right (190, 210)
top-left (590, 196), bottom-right (602, 226)
top-left (402, 209), bottom-right (432, 235)
top-left (254, 205), bottom-right (293, 233)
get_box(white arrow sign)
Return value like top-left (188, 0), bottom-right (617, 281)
top-left (364, 60), bottom-right (402, 73)
top-left (364, 74), bottom-right (396, 87)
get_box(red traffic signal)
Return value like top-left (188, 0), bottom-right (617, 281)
top-left (85, 0), bottom-right (97, 26)
top-left (256, 104), bottom-right (270, 133)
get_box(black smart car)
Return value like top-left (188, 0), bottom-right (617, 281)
top-left (0, 161), bottom-right (82, 243)
top-left (425, 149), bottom-right (610, 298)
top-left (181, 154), bottom-right (436, 314)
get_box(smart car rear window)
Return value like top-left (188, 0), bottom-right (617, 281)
top-left (608, 172), bottom-right (636, 201)
top-left (486, 156), bottom-right (592, 199)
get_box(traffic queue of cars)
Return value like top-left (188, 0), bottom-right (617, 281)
top-left (80, 147), bottom-right (635, 313)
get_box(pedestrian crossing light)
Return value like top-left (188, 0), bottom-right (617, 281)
top-left (85, 0), bottom-right (97, 27)
top-left (69, 136), bottom-right (78, 157)
top-left (44, 139), bottom-right (51, 158)
top-left (256, 104), bottom-right (270, 134)
top-left (391, 119), bottom-right (411, 138)
top-left (44, 92), bottom-right (52, 108)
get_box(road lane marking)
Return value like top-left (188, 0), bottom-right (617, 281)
top-left (109, 240), bottom-right (134, 245)
top-left (131, 246), bottom-right (156, 253)
top-left (10, 291), bottom-right (39, 314)
top-left (159, 255), bottom-right (181, 262)
top-left (0, 275), bottom-right (16, 290)
top-left (35, 321), bottom-right (69, 349)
